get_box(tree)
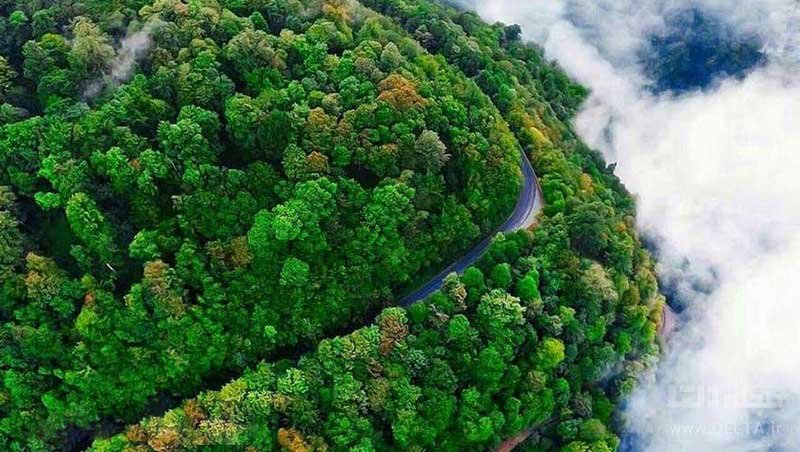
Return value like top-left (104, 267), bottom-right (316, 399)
top-left (517, 268), bottom-right (541, 303)
top-left (503, 25), bottom-right (522, 43)
top-left (176, 50), bottom-right (234, 110)
top-left (280, 257), bottom-right (310, 287)
top-left (536, 337), bottom-right (566, 371)
top-left (158, 118), bottom-right (216, 168)
top-left (474, 344), bottom-right (506, 390)
top-left (566, 202), bottom-right (613, 260)
top-left (377, 74), bottom-right (425, 110)
top-left (356, 181), bottom-right (415, 284)
top-left (9, 11), bottom-right (28, 27)
top-left (476, 290), bottom-right (525, 343)
top-left (0, 186), bottom-right (22, 278)
top-left (462, 266), bottom-right (486, 297)
top-left (412, 130), bottom-right (450, 173)
top-left (224, 29), bottom-right (280, 77)
top-left (68, 17), bottom-right (113, 77)
top-left (490, 263), bottom-right (513, 289)
top-left (65, 192), bottom-right (116, 263)
top-left (0, 56), bottom-right (17, 101)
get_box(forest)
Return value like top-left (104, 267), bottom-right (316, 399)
top-left (642, 7), bottom-right (766, 94)
top-left (0, 0), bottom-right (663, 451)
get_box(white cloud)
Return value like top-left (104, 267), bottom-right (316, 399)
top-left (611, 70), bottom-right (800, 450)
top-left (465, 0), bottom-right (800, 449)
top-left (84, 21), bottom-right (160, 99)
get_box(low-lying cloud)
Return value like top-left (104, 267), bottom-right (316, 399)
top-left (461, 0), bottom-right (800, 450)
top-left (84, 21), bottom-right (159, 99)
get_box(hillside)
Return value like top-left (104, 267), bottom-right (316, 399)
top-left (0, 0), bottom-right (663, 451)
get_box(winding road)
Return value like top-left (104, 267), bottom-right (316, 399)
top-left (396, 144), bottom-right (675, 452)
top-left (400, 148), bottom-right (543, 306)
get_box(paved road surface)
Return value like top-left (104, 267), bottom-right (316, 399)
top-left (400, 149), bottom-right (543, 306)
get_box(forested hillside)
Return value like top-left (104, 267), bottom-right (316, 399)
top-left (0, 0), bottom-right (663, 451)
top-left (95, 229), bottom-right (661, 452)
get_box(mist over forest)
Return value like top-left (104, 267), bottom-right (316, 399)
top-left (460, 0), bottom-right (800, 450)
top-left (0, 0), bottom-right (797, 451)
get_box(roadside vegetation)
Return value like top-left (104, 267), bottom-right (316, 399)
top-left (0, 0), bottom-right (662, 450)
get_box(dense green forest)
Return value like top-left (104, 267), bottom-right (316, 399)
top-left (0, 0), bottom-right (663, 450)
top-left (94, 230), bottom-right (661, 452)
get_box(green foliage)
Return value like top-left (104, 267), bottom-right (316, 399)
top-left (517, 268), bottom-right (542, 303)
top-left (99, 225), bottom-right (658, 451)
top-left (537, 337), bottom-right (566, 371)
top-left (0, 0), bottom-right (662, 450)
top-left (65, 192), bottom-right (116, 263)
top-left (490, 262), bottom-right (513, 289)
top-left (280, 257), bottom-right (310, 287)
top-left (0, 0), bottom-right (526, 448)
top-left (0, 187), bottom-right (22, 278)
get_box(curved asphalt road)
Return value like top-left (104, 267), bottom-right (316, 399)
top-left (400, 149), bottom-right (543, 306)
